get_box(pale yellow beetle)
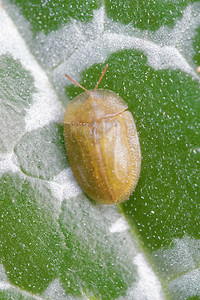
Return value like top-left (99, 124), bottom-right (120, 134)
top-left (63, 65), bottom-right (141, 204)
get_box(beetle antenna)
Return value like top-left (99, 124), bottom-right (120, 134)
top-left (65, 74), bottom-right (89, 93)
top-left (94, 64), bottom-right (108, 91)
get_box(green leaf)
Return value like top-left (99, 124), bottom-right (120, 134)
top-left (1, 0), bottom-right (200, 299)
top-left (59, 196), bottom-right (137, 299)
top-left (15, 123), bottom-right (68, 180)
top-left (9, 0), bottom-right (103, 34)
top-left (0, 54), bottom-right (35, 153)
top-left (105, 0), bottom-right (199, 31)
top-left (0, 173), bottom-right (62, 293)
top-left (0, 290), bottom-right (37, 300)
top-left (193, 25), bottom-right (200, 66)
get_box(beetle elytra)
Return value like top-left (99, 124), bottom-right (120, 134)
top-left (63, 65), bottom-right (141, 205)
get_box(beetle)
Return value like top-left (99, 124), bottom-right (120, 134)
top-left (63, 65), bottom-right (141, 204)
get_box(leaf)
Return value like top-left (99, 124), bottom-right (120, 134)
top-left (105, 0), bottom-right (197, 30)
top-left (59, 196), bottom-right (137, 299)
top-left (15, 123), bottom-right (68, 180)
top-left (1, 0), bottom-right (200, 299)
top-left (0, 54), bottom-right (35, 153)
top-left (9, 0), bottom-right (102, 34)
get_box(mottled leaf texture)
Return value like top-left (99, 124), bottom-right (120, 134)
top-left (1, 0), bottom-right (200, 299)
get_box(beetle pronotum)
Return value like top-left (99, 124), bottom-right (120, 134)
top-left (63, 65), bottom-right (141, 204)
